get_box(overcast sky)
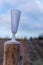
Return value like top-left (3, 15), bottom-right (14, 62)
top-left (0, 0), bottom-right (43, 38)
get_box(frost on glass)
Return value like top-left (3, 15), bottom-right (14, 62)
top-left (11, 9), bottom-right (21, 35)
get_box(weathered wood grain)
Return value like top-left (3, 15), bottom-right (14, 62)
top-left (3, 44), bottom-right (20, 65)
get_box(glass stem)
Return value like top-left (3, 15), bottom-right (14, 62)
top-left (12, 33), bottom-right (15, 40)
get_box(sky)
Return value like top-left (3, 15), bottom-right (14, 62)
top-left (0, 0), bottom-right (43, 38)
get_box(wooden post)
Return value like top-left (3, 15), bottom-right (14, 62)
top-left (3, 41), bottom-right (20, 65)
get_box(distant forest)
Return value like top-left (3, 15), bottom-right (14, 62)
top-left (30, 34), bottom-right (43, 40)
